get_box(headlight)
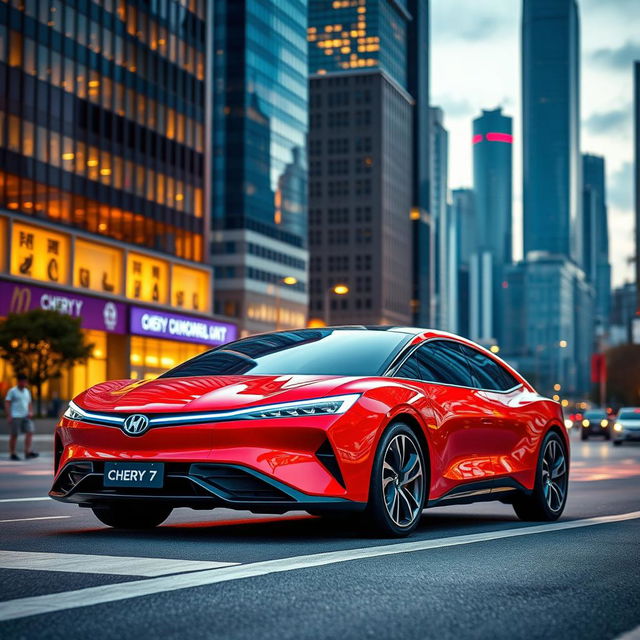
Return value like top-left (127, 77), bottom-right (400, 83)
top-left (244, 394), bottom-right (360, 419)
top-left (613, 423), bottom-right (623, 432)
top-left (564, 419), bottom-right (573, 429)
top-left (582, 419), bottom-right (590, 427)
top-left (600, 419), bottom-right (608, 427)
top-left (63, 401), bottom-right (86, 421)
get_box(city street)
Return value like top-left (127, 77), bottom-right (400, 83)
top-left (0, 431), bottom-right (638, 640)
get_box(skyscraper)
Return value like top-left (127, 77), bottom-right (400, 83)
top-left (307, 0), bottom-right (429, 326)
top-left (522, 0), bottom-right (581, 264)
top-left (212, 0), bottom-right (309, 335)
top-left (452, 188), bottom-right (475, 338)
top-left (507, 0), bottom-right (593, 395)
top-left (430, 106), bottom-right (451, 331)
top-left (407, 0), bottom-right (433, 328)
top-left (0, 1), bottom-right (235, 398)
top-left (470, 107), bottom-right (513, 345)
top-left (582, 153), bottom-right (611, 334)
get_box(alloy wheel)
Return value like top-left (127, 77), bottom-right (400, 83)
top-left (381, 434), bottom-right (425, 528)
top-left (541, 438), bottom-right (567, 513)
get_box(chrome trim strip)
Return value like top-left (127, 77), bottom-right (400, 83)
top-left (67, 394), bottom-right (361, 429)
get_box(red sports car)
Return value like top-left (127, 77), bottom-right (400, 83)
top-left (50, 327), bottom-right (569, 536)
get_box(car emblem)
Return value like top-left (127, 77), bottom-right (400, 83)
top-left (122, 414), bottom-right (150, 436)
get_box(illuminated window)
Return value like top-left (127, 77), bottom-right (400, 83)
top-left (8, 30), bottom-right (22, 67)
top-left (22, 120), bottom-right (34, 157)
top-left (7, 115), bottom-right (20, 152)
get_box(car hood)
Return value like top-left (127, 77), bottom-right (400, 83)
top-left (76, 375), bottom-right (360, 413)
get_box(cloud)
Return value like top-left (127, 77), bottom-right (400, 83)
top-left (431, 2), bottom-right (511, 43)
top-left (584, 107), bottom-right (632, 136)
top-left (590, 40), bottom-right (640, 71)
top-left (608, 161), bottom-right (634, 211)
top-left (436, 96), bottom-right (475, 118)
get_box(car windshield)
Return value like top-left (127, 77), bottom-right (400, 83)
top-left (617, 409), bottom-right (640, 420)
top-left (584, 410), bottom-right (607, 419)
top-left (160, 329), bottom-right (411, 378)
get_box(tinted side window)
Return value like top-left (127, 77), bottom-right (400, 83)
top-left (396, 341), bottom-right (473, 387)
top-left (457, 344), bottom-right (519, 391)
top-left (395, 355), bottom-right (423, 380)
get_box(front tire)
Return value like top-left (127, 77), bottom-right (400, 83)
top-left (581, 429), bottom-right (589, 441)
top-left (513, 431), bottom-right (568, 521)
top-left (363, 423), bottom-right (427, 537)
top-left (92, 504), bottom-right (172, 529)
top-left (613, 440), bottom-right (622, 447)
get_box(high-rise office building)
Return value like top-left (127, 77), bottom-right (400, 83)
top-left (582, 153), bottom-right (611, 334)
top-left (307, 0), bottom-right (429, 326)
top-left (452, 188), bottom-right (475, 338)
top-left (522, 0), bottom-right (581, 264)
top-left (0, 1), bottom-right (235, 399)
top-left (430, 106), bottom-right (452, 331)
top-left (508, 0), bottom-right (594, 395)
top-left (503, 255), bottom-right (592, 395)
top-left (470, 107), bottom-right (512, 345)
top-left (212, 0), bottom-right (309, 335)
top-left (407, 0), bottom-right (432, 328)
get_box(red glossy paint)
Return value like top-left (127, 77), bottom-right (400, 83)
top-left (51, 329), bottom-right (568, 513)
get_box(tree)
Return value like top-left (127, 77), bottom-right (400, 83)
top-left (606, 344), bottom-right (640, 408)
top-left (0, 310), bottom-right (93, 416)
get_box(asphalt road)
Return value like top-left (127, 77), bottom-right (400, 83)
top-left (0, 430), bottom-right (639, 640)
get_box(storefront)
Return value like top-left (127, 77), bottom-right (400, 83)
top-left (0, 213), bottom-right (237, 405)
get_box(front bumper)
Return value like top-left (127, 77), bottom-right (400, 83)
top-left (49, 460), bottom-right (365, 514)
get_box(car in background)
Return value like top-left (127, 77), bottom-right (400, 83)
top-left (580, 408), bottom-right (613, 441)
top-left (613, 408), bottom-right (640, 446)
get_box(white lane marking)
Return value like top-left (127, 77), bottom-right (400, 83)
top-left (0, 551), bottom-right (239, 577)
top-left (0, 510), bottom-right (638, 621)
top-left (0, 516), bottom-right (70, 524)
top-left (0, 497), bottom-right (50, 503)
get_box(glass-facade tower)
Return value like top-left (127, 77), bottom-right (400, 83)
top-left (0, 0), bottom-right (240, 400)
top-left (522, 0), bottom-right (581, 265)
top-left (471, 107), bottom-right (512, 345)
top-left (212, 0), bottom-right (309, 334)
top-left (0, 0), bottom-right (207, 260)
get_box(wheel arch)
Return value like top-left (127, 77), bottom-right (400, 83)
top-left (385, 411), bottom-right (432, 501)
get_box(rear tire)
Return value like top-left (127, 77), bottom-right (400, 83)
top-left (92, 504), bottom-right (172, 529)
top-left (362, 422), bottom-right (427, 537)
top-left (513, 431), bottom-right (568, 522)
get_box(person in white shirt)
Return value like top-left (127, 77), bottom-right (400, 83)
top-left (4, 374), bottom-right (38, 461)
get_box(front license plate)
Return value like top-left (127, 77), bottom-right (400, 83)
top-left (103, 462), bottom-right (164, 488)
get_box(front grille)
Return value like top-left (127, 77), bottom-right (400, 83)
top-left (190, 464), bottom-right (295, 502)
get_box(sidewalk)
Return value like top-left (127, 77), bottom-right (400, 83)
top-left (1, 418), bottom-right (58, 453)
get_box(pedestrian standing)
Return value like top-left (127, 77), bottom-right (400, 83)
top-left (4, 373), bottom-right (39, 461)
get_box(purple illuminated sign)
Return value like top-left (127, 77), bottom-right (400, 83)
top-left (130, 306), bottom-right (237, 346)
top-left (0, 279), bottom-right (127, 334)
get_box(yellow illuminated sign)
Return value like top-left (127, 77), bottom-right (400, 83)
top-left (126, 253), bottom-right (169, 304)
top-left (171, 264), bottom-right (210, 312)
top-left (74, 239), bottom-right (123, 296)
top-left (10, 222), bottom-right (70, 285)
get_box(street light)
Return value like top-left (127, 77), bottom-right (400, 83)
top-left (274, 276), bottom-right (298, 330)
top-left (324, 283), bottom-right (349, 326)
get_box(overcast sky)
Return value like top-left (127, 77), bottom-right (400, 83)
top-left (431, 0), bottom-right (639, 287)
